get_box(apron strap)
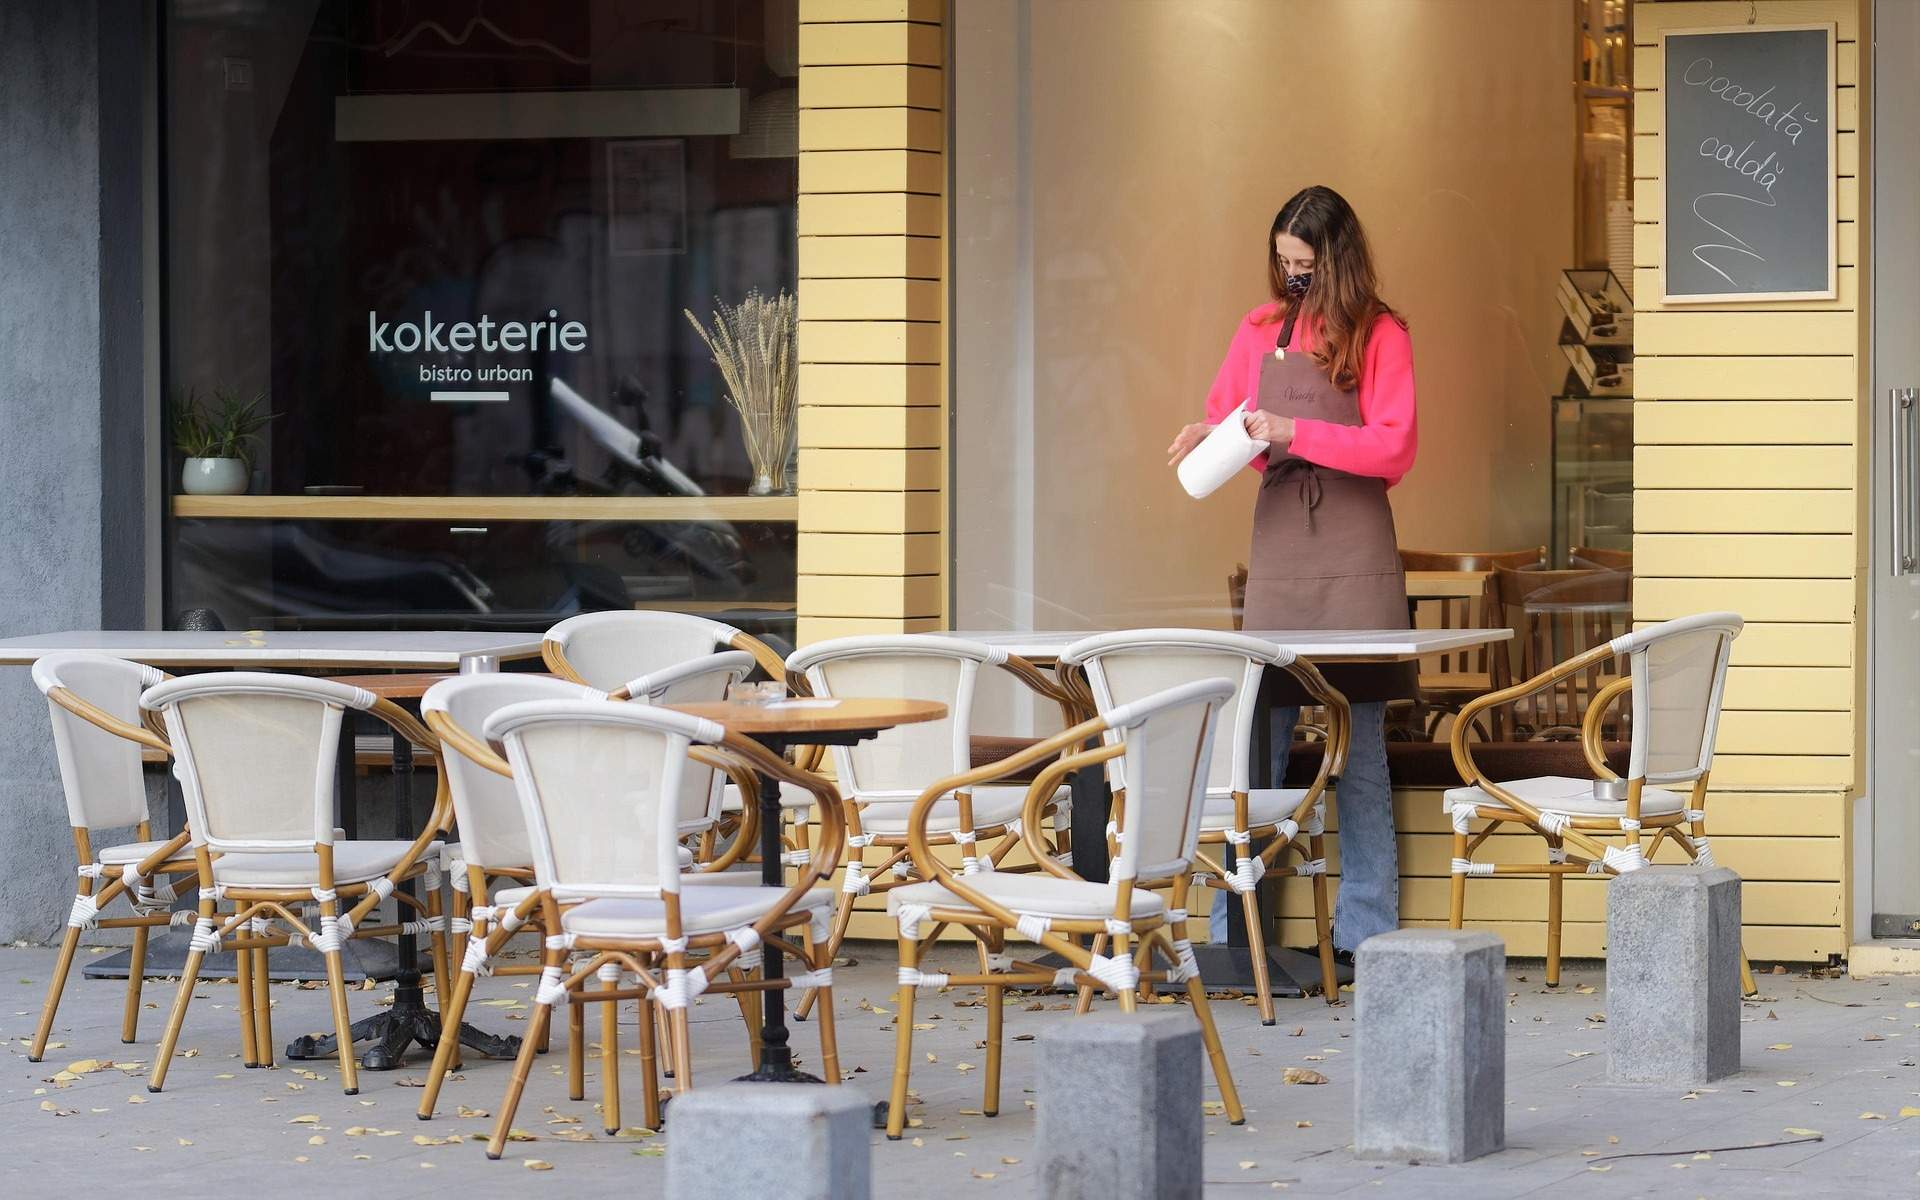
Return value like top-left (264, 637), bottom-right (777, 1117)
top-left (1261, 457), bottom-right (1323, 532)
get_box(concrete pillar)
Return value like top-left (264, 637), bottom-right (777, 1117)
top-left (1607, 865), bottom-right (1743, 1085)
top-left (665, 1082), bottom-right (872, 1200)
top-left (1035, 1010), bottom-right (1203, 1200)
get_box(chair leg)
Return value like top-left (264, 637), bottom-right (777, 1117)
top-left (795, 886), bottom-right (857, 1023)
top-left (1112, 932), bottom-right (1137, 1013)
top-left (1739, 948), bottom-right (1758, 997)
top-left (486, 991), bottom-right (555, 1160)
top-left (978, 939), bottom-right (1001, 1117)
top-left (318, 913), bottom-right (360, 1095)
top-left (884, 937), bottom-right (920, 1140)
top-left (654, 995), bottom-right (675, 1079)
top-left (1236, 881), bottom-right (1276, 1025)
top-left (811, 938), bottom-right (843, 1086)
top-left (1074, 933), bottom-right (1106, 1015)
top-left (30, 921), bottom-right (85, 1062)
top-left (236, 932), bottom-right (259, 1068)
top-left (567, 992), bottom-right (586, 1101)
top-left (1546, 838), bottom-right (1565, 989)
top-left (1169, 929), bottom-right (1245, 1125)
top-left (1448, 827), bottom-right (1469, 929)
top-left (426, 888), bottom-right (452, 1012)
top-left (726, 966), bottom-right (761, 1070)
top-left (417, 957), bottom-right (481, 1120)
top-left (250, 944), bottom-right (274, 1069)
top-left (668, 1003), bottom-right (695, 1094)
top-left (599, 971), bottom-right (622, 1135)
top-left (148, 934), bottom-right (210, 1093)
top-left (1308, 833), bottom-right (1339, 1005)
top-left (120, 922), bottom-right (151, 1045)
top-left (635, 994), bottom-right (662, 1132)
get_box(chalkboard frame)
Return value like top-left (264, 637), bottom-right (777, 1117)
top-left (1659, 22), bottom-right (1837, 305)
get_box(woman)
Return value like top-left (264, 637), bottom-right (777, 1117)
top-left (1167, 185), bottom-right (1416, 960)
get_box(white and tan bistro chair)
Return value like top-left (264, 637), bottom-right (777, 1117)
top-left (477, 697), bottom-right (844, 1156)
top-left (28, 652), bottom-right (200, 1061)
top-left (1061, 629), bottom-right (1349, 1016)
top-left (140, 672), bottom-right (453, 1095)
top-left (1445, 612), bottom-right (1754, 993)
top-left (786, 635), bottom-right (1076, 1012)
top-left (881, 678), bottom-right (1246, 1142)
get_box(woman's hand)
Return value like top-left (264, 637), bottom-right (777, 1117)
top-left (1244, 410), bottom-right (1295, 446)
top-left (1166, 421), bottom-right (1213, 467)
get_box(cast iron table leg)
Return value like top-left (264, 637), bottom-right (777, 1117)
top-left (736, 735), bottom-right (821, 1084)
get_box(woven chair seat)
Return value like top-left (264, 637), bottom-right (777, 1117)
top-left (559, 886), bottom-right (831, 939)
top-left (210, 839), bottom-right (423, 887)
top-left (1444, 776), bottom-right (1687, 820)
top-left (886, 872), bottom-right (1164, 923)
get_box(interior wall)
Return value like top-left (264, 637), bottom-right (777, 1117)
top-left (954, 0), bottom-right (1575, 632)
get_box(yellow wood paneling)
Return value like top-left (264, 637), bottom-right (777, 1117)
top-left (1690, 790), bottom-right (1848, 834)
top-left (1633, 401), bottom-right (1854, 445)
top-left (796, 533), bottom-right (943, 575)
top-left (799, 616), bottom-right (941, 643)
top-left (799, 192), bottom-right (942, 237)
top-left (1633, 37), bottom-right (1857, 87)
top-left (799, 447), bottom-right (942, 490)
top-left (1633, 214), bottom-right (1856, 264)
top-left (1719, 622), bottom-right (1853, 667)
top-left (798, 277), bottom-right (943, 321)
top-left (800, 0), bottom-right (942, 24)
top-left (798, 405), bottom-right (943, 448)
top-left (799, 149), bottom-right (942, 195)
top-left (799, 234), bottom-right (942, 279)
top-left (1635, 577), bottom-right (1856, 622)
top-left (1276, 878), bottom-right (1841, 927)
top-left (1633, 533), bottom-right (1853, 577)
top-left (799, 489), bottom-right (943, 533)
top-left (1271, 831), bottom-right (1845, 881)
top-left (1632, 355), bottom-right (1857, 399)
top-left (1635, 264), bottom-right (1857, 311)
top-left (1634, 444), bottom-right (1854, 489)
top-left (799, 107), bottom-right (944, 152)
top-left (798, 21), bottom-right (941, 67)
top-left (1707, 753), bottom-right (1855, 790)
top-left (799, 320), bottom-right (941, 364)
top-left (1269, 920), bottom-right (1844, 963)
top-left (1722, 666), bottom-right (1852, 711)
top-left (1632, 1), bottom-right (1856, 40)
top-left (797, 573), bottom-right (941, 617)
top-left (1715, 709), bottom-right (1853, 755)
top-left (798, 362), bottom-right (942, 406)
top-left (1634, 489), bottom-right (1853, 533)
top-left (801, 63), bottom-right (942, 110)
top-left (1634, 311), bottom-right (1855, 355)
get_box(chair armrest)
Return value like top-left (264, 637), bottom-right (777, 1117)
top-left (997, 652), bottom-right (1083, 728)
top-left (424, 709), bottom-right (511, 778)
top-left (687, 745), bottom-right (763, 874)
top-left (46, 685), bottom-right (171, 755)
top-left (1581, 678), bottom-right (1633, 782)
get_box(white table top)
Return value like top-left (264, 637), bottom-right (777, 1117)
top-left (944, 628), bottom-right (1512, 662)
top-left (0, 630), bottom-right (545, 669)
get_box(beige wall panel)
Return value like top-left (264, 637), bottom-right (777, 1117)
top-left (1310, 787), bottom-right (1846, 838)
top-left (1302, 877), bottom-right (1842, 927)
top-left (1267, 920), bottom-right (1843, 963)
top-left (1718, 621), bottom-right (1853, 666)
top-left (1632, 355), bottom-right (1857, 399)
top-left (1632, 533), bottom-right (1853, 577)
top-left (799, 447), bottom-right (942, 489)
top-left (1721, 666), bottom-right (1852, 710)
top-left (1634, 312), bottom-right (1856, 356)
top-left (799, 107), bottom-right (944, 152)
top-left (1635, 577), bottom-right (1856, 622)
top-left (799, 616), bottom-right (942, 643)
top-left (799, 405), bottom-right (943, 448)
top-left (1634, 264), bottom-right (1856, 310)
top-left (1633, 489), bottom-right (1853, 533)
top-left (798, 362), bottom-right (942, 406)
top-left (799, 234), bottom-right (942, 278)
top-left (800, 192), bottom-right (943, 236)
top-left (799, 64), bottom-right (943, 109)
top-left (1715, 709), bottom-right (1852, 755)
top-left (798, 278), bottom-right (942, 322)
top-left (799, 149), bottom-right (942, 195)
top-left (798, 319), bottom-right (942, 364)
top-left (798, 21), bottom-right (941, 67)
top-left (1708, 753), bottom-right (1854, 790)
top-left (800, 0), bottom-right (942, 25)
top-left (797, 532), bottom-right (943, 575)
top-left (799, 489), bottom-right (943, 533)
top-left (1634, 444), bottom-right (1855, 489)
top-left (1633, 402), bottom-right (1854, 445)
top-left (797, 573), bottom-right (941, 617)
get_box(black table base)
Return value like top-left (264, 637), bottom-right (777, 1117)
top-left (286, 976), bottom-right (521, 1069)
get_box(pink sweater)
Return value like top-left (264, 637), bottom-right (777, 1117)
top-left (1203, 303), bottom-right (1418, 486)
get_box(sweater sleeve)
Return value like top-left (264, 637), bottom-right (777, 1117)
top-left (1287, 315), bottom-right (1417, 487)
top-left (1203, 309), bottom-right (1270, 472)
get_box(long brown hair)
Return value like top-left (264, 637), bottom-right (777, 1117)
top-left (1263, 186), bottom-right (1402, 391)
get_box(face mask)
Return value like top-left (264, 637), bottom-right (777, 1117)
top-left (1284, 270), bottom-right (1313, 297)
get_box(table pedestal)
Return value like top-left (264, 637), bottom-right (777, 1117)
top-left (734, 742), bottom-right (821, 1085)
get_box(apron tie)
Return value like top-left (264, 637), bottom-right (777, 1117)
top-left (1262, 457), bottom-right (1324, 532)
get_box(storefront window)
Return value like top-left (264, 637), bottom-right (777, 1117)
top-left (162, 0), bottom-right (800, 640)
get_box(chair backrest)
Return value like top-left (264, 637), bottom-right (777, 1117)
top-left (1494, 565), bottom-right (1632, 735)
top-left (32, 652), bottom-right (167, 831)
top-left (787, 635), bottom-right (1001, 802)
top-left (1613, 613), bottom-right (1742, 785)
top-left (422, 674), bottom-right (607, 871)
top-left (142, 673), bottom-right (377, 852)
top-left (1400, 547), bottom-right (1543, 677)
top-left (542, 611), bottom-right (739, 692)
top-left (1060, 630), bottom-right (1287, 798)
top-left (1571, 545), bottom-right (1633, 572)
top-left (485, 699), bottom-right (726, 902)
top-left (1101, 678), bottom-right (1234, 882)
top-left (622, 651), bottom-right (755, 830)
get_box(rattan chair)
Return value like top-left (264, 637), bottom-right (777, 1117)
top-left (477, 698), bottom-right (844, 1156)
top-left (1060, 630), bottom-right (1349, 1017)
top-left (28, 653), bottom-right (199, 1061)
top-left (1400, 547), bottom-right (1542, 739)
top-left (1445, 612), bottom-right (1754, 994)
top-left (880, 678), bottom-right (1245, 1141)
top-left (785, 635), bottom-right (1076, 1015)
top-left (140, 673), bottom-right (453, 1095)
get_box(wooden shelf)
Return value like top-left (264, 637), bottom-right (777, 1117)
top-left (172, 494), bottom-right (800, 523)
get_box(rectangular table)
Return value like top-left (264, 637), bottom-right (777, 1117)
top-left (946, 628), bottom-right (1513, 998)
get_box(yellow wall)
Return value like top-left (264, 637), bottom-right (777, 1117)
top-left (796, 0), bottom-right (945, 644)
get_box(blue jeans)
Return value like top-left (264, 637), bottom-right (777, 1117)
top-left (1209, 701), bottom-right (1398, 953)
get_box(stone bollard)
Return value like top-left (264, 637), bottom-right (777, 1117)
top-left (664, 1082), bottom-right (871, 1200)
top-left (1354, 929), bottom-right (1506, 1164)
top-left (1036, 1011), bottom-right (1202, 1200)
top-left (1606, 865), bottom-right (1742, 1086)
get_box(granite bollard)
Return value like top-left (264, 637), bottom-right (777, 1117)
top-left (1607, 865), bottom-right (1742, 1085)
top-left (1354, 929), bottom-right (1506, 1163)
top-left (1035, 1010), bottom-right (1202, 1200)
top-left (664, 1082), bottom-right (871, 1200)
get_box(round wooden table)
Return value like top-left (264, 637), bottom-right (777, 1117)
top-left (667, 696), bottom-right (946, 1085)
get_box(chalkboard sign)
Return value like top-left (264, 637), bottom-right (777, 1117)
top-left (1662, 24), bottom-right (1836, 303)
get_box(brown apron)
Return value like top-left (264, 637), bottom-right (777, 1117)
top-left (1244, 319), bottom-right (1416, 703)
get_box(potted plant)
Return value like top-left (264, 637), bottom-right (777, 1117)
top-left (684, 289), bottom-right (798, 495)
top-left (173, 387), bottom-right (274, 496)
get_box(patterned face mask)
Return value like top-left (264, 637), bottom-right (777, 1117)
top-left (1284, 270), bottom-right (1313, 297)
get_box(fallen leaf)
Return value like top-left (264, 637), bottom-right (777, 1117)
top-left (457, 1105), bottom-right (490, 1118)
top-left (1287, 1027), bottom-right (1304, 1037)
top-left (1768, 1043), bottom-right (1792, 1051)
top-left (308, 1135), bottom-right (326, 1146)
top-left (525, 1161), bottom-right (553, 1172)
top-left (1566, 1051), bottom-right (1594, 1059)
top-left (1000, 1157), bottom-right (1020, 1165)
top-left (64, 1059), bottom-right (104, 1075)
top-left (1776, 1081), bottom-right (1798, 1088)
top-left (1574, 985), bottom-right (1596, 995)
top-left (1295, 1120), bottom-right (1312, 1128)
top-left (1282, 1067), bottom-right (1328, 1085)
top-left (1860, 1112), bottom-right (1886, 1120)
top-left (1898, 1107), bottom-right (1920, 1118)
top-left (412, 1134), bottom-right (461, 1146)
top-left (289, 1114), bottom-right (322, 1124)
top-left (1784, 1127), bottom-right (1822, 1137)
top-left (1239, 1161), bottom-right (1257, 1170)
top-left (970, 1171), bottom-right (997, 1180)
top-left (178, 1138), bottom-right (193, 1147)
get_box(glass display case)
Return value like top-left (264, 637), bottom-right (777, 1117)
top-left (1550, 396), bottom-right (1633, 565)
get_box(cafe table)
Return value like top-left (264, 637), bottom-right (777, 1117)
top-left (666, 695), bottom-right (946, 1085)
top-left (943, 627), bottom-right (1513, 998)
top-left (0, 630), bottom-right (544, 1064)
